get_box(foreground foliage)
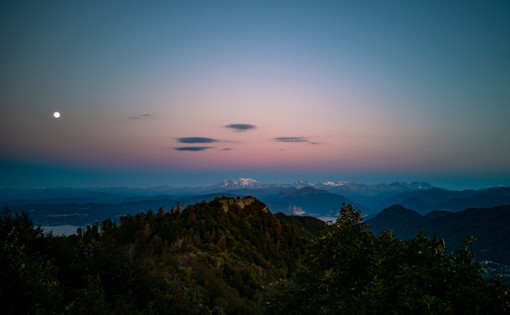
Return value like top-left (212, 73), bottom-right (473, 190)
top-left (268, 204), bottom-right (510, 314)
top-left (1, 200), bottom-right (509, 314)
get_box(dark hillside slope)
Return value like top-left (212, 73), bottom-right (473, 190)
top-left (368, 205), bottom-right (510, 264)
top-left (274, 213), bottom-right (327, 238)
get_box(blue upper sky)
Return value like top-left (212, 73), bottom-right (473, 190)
top-left (1, 1), bottom-right (509, 189)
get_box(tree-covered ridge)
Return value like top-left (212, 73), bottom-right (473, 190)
top-left (1, 199), bottom-right (509, 314)
top-left (1, 197), bottom-right (313, 314)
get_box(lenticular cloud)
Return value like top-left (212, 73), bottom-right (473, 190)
top-left (225, 124), bottom-right (256, 132)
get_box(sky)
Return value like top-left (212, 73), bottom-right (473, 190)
top-left (1, 1), bottom-right (509, 190)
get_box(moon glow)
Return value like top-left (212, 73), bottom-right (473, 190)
top-left (53, 112), bottom-right (61, 118)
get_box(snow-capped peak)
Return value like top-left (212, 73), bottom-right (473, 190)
top-left (320, 180), bottom-right (349, 187)
top-left (220, 178), bottom-right (259, 188)
top-left (294, 180), bottom-right (314, 188)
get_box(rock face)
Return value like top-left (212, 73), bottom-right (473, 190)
top-left (217, 196), bottom-right (269, 213)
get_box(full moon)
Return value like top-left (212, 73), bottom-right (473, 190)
top-left (53, 112), bottom-right (60, 118)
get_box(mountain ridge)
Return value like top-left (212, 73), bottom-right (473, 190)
top-left (3, 179), bottom-right (510, 228)
top-left (367, 204), bottom-right (510, 265)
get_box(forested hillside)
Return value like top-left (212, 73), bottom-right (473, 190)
top-left (1, 198), bottom-right (509, 314)
top-left (1, 197), bottom-right (314, 314)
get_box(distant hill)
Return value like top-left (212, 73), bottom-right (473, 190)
top-left (382, 187), bottom-right (510, 214)
top-left (367, 205), bottom-right (510, 265)
top-left (366, 205), bottom-right (426, 237)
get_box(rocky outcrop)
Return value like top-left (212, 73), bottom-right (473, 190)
top-left (217, 196), bottom-right (270, 213)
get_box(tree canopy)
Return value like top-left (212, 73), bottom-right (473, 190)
top-left (268, 204), bottom-right (510, 314)
top-left (1, 201), bottom-right (509, 314)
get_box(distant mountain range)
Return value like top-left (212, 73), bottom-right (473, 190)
top-left (1, 178), bottom-right (509, 228)
top-left (0, 178), bottom-right (433, 199)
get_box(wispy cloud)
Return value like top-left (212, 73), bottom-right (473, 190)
top-left (174, 146), bottom-right (214, 151)
top-left (274, 137), bottom-right (319, 144)
top-left (129, 113), bottom-right (152, 120)
top-left (275, 137), bottom-right (308, 143)
top-left (225, 123), bottom-right (256, 132)
top-left (221, 148), bottom-right (233, 151)
top-left (177, 137), bottom-right (218, 144)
